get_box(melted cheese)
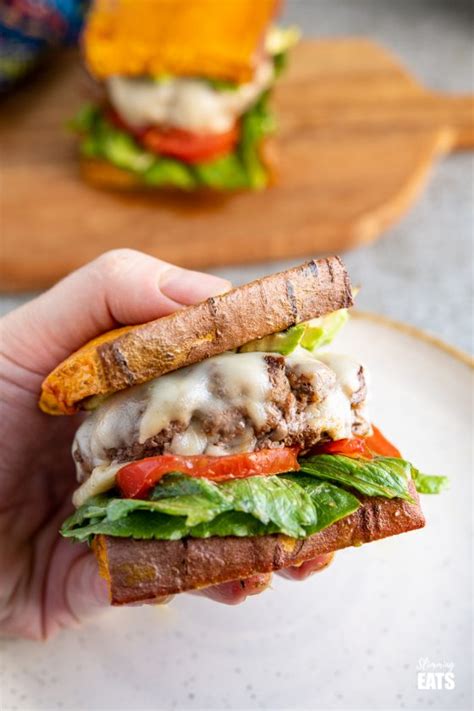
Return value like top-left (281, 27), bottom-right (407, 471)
top-left (107, 58), bottom-right (274, 133)
top-left (73, 384), bottom-right (147, 478)
top-left (72, 463), bottom-right (122, 508)
top-left (316, 353), bottom-right (363, 398)
top-left (285, 351), bottom-right (358, 441)
top-left (140, 351), bottom-right (271, 444)
top-left (74, 352), bottom-right (273, 478)
top-left (72, 349), bottom-right (369, 506)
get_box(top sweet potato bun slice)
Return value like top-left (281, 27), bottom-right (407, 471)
top-left (39, 257), bottom-right (353, 415)
top-left (84, 0), bottom-right (279, 83)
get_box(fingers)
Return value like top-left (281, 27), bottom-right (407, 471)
top-left (190, 554), bottom-right (334, 605)
top-left (181, 553), bottom-right (335, 608)
top-left (278, 552), bottom-right (335, 581)
top-left (44, 548), bottom-right (333, 635)
top-left (192, 573), bottom-right (272, 605)
top-left (1, 249), bottom-right (231, 379)
top-left (62, 554), bottom-right (333, 624)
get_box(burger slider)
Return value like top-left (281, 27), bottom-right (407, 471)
top-left (72, 0), bottom-right (299, 191)
top-left (40, 257), bottom-right (447, 604)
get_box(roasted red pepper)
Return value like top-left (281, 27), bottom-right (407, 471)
top-left (117, 447), bottom-right (300, 499)
top-left (107, 108), bottom-right (239, 163)
top-left (313, 425), bottom-right (401, 460)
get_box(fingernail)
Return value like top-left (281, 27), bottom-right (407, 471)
top-left (159, 267), bottom-right (231, 305)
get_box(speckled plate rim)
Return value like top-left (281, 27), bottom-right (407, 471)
top-left (352, 310), bottom-right (473, 368)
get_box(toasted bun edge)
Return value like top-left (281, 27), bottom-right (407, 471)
top-left (40, 257), bottom-right (353, 415)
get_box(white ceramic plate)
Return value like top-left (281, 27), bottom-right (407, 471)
top-left (1, 314), bottom-right (472, 711)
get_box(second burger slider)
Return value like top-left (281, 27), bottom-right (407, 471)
top-left (74, 0), bottom-right (298, 191)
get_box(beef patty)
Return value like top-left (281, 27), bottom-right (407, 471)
top-left (73, 350), bottom-right (370, 480)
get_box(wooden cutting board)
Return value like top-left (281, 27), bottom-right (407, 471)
top-left (1, 39), bottom-right (473, 290)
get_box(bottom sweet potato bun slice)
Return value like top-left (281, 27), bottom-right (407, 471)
top-left (93, 483), bottom-right (425, 605)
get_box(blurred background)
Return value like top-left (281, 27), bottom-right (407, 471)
top-left (0, 0), bottom-right (473, 352)
top-left (219, 0), bottom-right (474, 353)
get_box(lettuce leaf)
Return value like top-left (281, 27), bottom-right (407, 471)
top-left (61, 472), bottom-right (360, 543)
top-left (190, 512), bottom-right (272, 538)
top-left (64, 510), bottom-right (190, 543)
top-left (70, 95), bottom-right (274, 191)
top-left (62, 453), bottom-right (443, 544)
top-left (282, 474), bottom-right (362, 534)
top-left (143, 159), bottom-right (197, 189)
top-left (151, 475), bottom-right (316, 534)
top-left (299, 455), bottom-right (416, 503)
top-left (192, 153), bottom-right (250, 190)
top-left (411, 471), bottom-right (449, 494)
top-left (237, 91), bottom-right (276, 189)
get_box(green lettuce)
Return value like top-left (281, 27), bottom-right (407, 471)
top-left (70, 93), bottom-right (274, 191)
top-left (150, 473), bottom-right (317, 533)
top-left (192, 153), bottom-right (249, 190)
top-left (61, 452), bottom-right (445, 544)
top-left (61, 472), bottom-right (360, 543)
top-left (300, 454), bottom-right (448, 499)
top-left (299, 455), bottom-right (417, 503)
top-left (410, 470), bottom-right (449, 494)
top-left (142, 159), bottom-right (197, 189)
top-left (237, 91), bottom-right (276, 189)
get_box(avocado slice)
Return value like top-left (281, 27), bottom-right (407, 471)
top-left (300, 309), bottom-right (349, 351)
top-left (239, 308), bottom-right (349, 356)
top-left (239, 323), bottom-right (306, 355)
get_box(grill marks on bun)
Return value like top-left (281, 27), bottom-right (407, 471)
top-left (40, 257), bottom-right (353, 415)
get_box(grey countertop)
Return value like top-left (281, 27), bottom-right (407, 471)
top-left (1, 0), bottom-right (473, 352)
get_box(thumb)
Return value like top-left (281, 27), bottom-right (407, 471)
top-left (43, 544), bottom-right (110, 638)
top-left (66, 552), bottom-right (110, 621)
top-left (1, 249), bottom-right (230, 382)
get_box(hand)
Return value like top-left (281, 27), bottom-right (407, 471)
top-left (0, 250), bottom-right (334, 639)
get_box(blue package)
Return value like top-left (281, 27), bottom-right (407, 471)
top-left (0, 0), bottom-right (88, 91)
